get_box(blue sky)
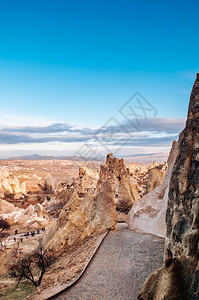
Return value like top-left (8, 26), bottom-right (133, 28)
top-left (0, 0), bottom-right (198, 158)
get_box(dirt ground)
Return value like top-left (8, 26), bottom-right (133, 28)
top-left (0, 232), bottom-right (106, 300)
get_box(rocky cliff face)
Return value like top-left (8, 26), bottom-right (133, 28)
top-left (0, 167), bottom-right (26, 196)
top-left (97, 154), bottom-right (140, 214)
top-left (42, 180), bottom-right (118, 252)
top-left (144, 163), bottom-right (167, 195)
top-left (128, 141), bottom-right (178, 238)
top-left (128, 161), bottom-right (167, 197)
top-left (137, 73), bottom-right (199, 299)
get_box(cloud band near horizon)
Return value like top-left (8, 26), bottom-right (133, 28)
top-left (0, 117), bottom-right (185, 158)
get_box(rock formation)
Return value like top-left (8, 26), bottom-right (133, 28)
top-left (97, 154), bottom-right (140, 214)
top-left (0, 167), bottom-right (27, 196)
top-left (137, 73), bottom-right (199, 299)
top-left (45, 166), bottom-right (100, 218)
top-left (45, 175), bottom-right (55, 193)
top-left (42, 180), bottom-right (118, 252)
top-left (128, 161), bottom-right (167, 197)
top-left (77, 166), bottom-right (99, 196)
top-left (0, 198), bottom-right (52, 227)
top-left (0, 198), bottom-right (19, 214)
top-left (144, 162), bottom-right (167, 195)
top-left (48, 154), bottom-right (166, 221)
top-left (128, 140), bottom-right (178, 238)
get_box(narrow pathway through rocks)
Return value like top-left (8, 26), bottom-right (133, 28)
top-left (54, 223), bottom-right (164, 300)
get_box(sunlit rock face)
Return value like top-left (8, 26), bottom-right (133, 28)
top-left (128, 160), bottom-right (167, 197)
top-left (41, 180), bottom-right (118, 252)
top-left (0, 168), bottom-right (27, 195)
top-left (144, 163), bottom-right (167, 195)
top-left (0, 198), bottom-right (18, 214)
top-left (137, 73), bottom-right (199, 300)
top-left (97, 154), bottom-right (140, 214)
top-left (0, 198), bottom-right (52, 227)
top-left (127, 141), bottom-right (178, 238)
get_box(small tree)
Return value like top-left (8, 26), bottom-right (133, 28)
top-left (9, 246), bottom-right (54, 287)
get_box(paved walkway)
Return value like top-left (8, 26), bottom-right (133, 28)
top-left (54, 224), bottom-right (164, 300)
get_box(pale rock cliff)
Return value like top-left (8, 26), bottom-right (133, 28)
top-left (41, 180), bottom-right (118, 252)
top-left (128, 141), bottom-right (178, 238)
top-left (137, 73), bottom-right (199, 299)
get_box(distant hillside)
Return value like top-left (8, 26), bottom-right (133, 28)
top-left (3, 152), bottom-right (169, 164)
top-left (6, 154), bottom-right (103, 162)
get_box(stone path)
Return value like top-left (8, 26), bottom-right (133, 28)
top-left (54, 224), bottom-right (164, 300)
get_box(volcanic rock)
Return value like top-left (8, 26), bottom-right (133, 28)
top-left (128, 140), bottom-right (178, 238)
top-left (45, 175), bottom-right (55, 193)
top-left (41, 180), bottom-right (118, 252)
top-left (0, 199), bottom-right (52, 227)
top-left (137, 73), bottom-right (199, 299)
top-left (0, 168), bottom-right (27, 195)
top-left (144, 163), bottom-right (167, 195)
top-left (97, 154), bottom-right (140, 214)
top-left (0, 198), bottom-right (18, 214)
top-left (128, 161), bottom-right (167, 197)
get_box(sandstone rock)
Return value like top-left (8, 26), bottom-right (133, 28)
top-left (91, 180), bottom-right (118, 232)
top-left (34, 203), bottom-right (44, 216)
top-left (128, 140), bottom-right (178, 238)
top-left (0, 200), bottom-right (52, 228)
top-left (144, 163), bottom-right (166, 195)
top-left (137, 258), bottom-right (187, 300)
top-left (0, 198), bottom-right (18, 214)
top-left (2, 179), bottom-right (13, 194)
top-left (78, 166), bottom-right (99, 194)
top-left (137, 73), bottom-right (199, 299)
top-left (20, 182), bottom-right (27, 195)
top-left (14, 193), bottom-right (24, 200)
top-left (0, 185), bottom-right (4, 193)
top-left (45, 175), bottom-right (55, 193)
top-left (23, 204), bottom-right (34, 217)
top-left (50, 165), bottom-right (100, 219)
top-left (128, 162), bottom-right (138, 174)
top-left (0, 168), bottom-right (27, 195)
top-left (0, 192), bottom-right (4, 199)
top-left (128, 161), bottom-right (167, 197)
top-left (42, 180), bottom-right (118, 252)
top-left (16, 203), bottom-right (52, 227)
top-left (97, 154), bottom-right (140, 214)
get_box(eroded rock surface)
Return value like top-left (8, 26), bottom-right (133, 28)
top-left (128, 141), bottom-right (178, 238)
top-left (128, 161), bottom-right (167, 197)
top-left (97, 154), bottom-right (140, 214)
top-left (42, 181), bottom-right (118, 252)
top-left (144, 163), bottom-right (167, 195)
top-left (0, 198), bottom-right (52, 227)
top-left (0, 167), bottom-right (27, 196)
top-left (137, 73), bottom-right (199, 299)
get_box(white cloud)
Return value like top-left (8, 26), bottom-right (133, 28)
top-left (0, 116), bottom-right (184, 158)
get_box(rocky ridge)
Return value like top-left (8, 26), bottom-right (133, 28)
top-left (137, 73), bottom-right (199, 299)
top-left (97, 153), bottom-right (140, 213)
top-left (128, 140), bottom-right (178, 238)
top-left (41, 181), bottom-right (118, 252)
